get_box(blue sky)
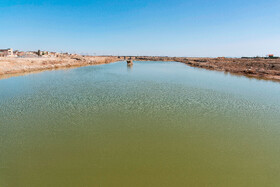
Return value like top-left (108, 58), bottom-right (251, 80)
top-left (0, 0), bottom-right (280, 57)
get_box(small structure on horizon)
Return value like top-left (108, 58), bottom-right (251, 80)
top-left (268, 54), bottom-right (274, 58)
top-left (0, 48), bottom-right (14, 57)
top-left (127, 59), bottom-right (133, 65)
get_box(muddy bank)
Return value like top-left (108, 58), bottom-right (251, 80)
top-left (133, 56), bottom-right (280, 82)
top-left (0, 56), bottom-right (119, 79)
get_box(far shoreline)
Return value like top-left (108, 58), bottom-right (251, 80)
top-left (135, 56), bottom-right (280, 82)
top-left (1, 55), bottom-right (280, 82)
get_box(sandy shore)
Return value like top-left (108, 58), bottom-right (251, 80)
top-left (1, 56), bottom-right (280, 82)
top-left (0, 56), bottom-right (119, 79)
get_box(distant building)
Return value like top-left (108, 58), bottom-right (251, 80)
top-left (42, 51), bottom-right (49, 55)
top-left (16, 51), bottom-right (26, 57)
top-left (0, 48), bottom-right (13, 57)
top-left (267, 54), bottom-right (280, 59)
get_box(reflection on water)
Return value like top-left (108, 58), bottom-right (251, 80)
top-left (1, 61), bottom-right (280, 187)
top-left (127, 63), bottom-right (133, 72)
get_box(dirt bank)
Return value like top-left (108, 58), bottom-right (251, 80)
top-left (134, 56), bottom-right (280, 82)
top-left (0, 56), bottom-right (119, 79)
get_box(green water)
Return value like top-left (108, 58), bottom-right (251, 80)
top-left (1, 61), bottom-right (280, 187)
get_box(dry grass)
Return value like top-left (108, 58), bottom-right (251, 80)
top-left (0, 56), bottom-right (119, 77)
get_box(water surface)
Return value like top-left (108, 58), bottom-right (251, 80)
top-left (1, 61), bottom-right (280, 187)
